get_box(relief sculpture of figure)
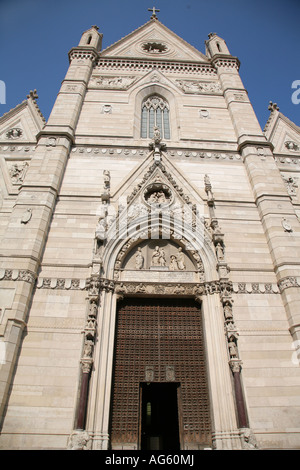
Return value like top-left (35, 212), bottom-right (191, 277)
top-left (216, 242), bottom-right (224, 260)
top-left (228, 336), bottom-right (238, 359)
top-left (169, 255), bottom-right (178, 271)
top-left (135, 247), bottom-right (144, 270)
top-left (151, 246), bottom-right (161, 266)
top-left (153, 126), bottom-right (161, 144)
top-left (159, 247), bottom-right (167, 266)
top-left (176, 247), bottom-right (186, 270)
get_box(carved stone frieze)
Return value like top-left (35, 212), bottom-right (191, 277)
top-left (176, 79), bottom-right (222, 94)
top-left (212, 57), bottom-right (240, 71)
top-left (89, 75), bottom-right (137, 90)
top-left (68, 48), bottom-right (98, 63)
top-left (275, 156), bottom-right (300, 168)
top-left (233, 282), bottom-right (280, 294)
top-left (114, 280), bottom-right (233, 299)
top-left (33, 276), bottom-right (282, 294)
top-left (36, 277), bottom-right (87, 290)
top-left (0, 268), bottom-right (36, 284)
top-left (278, 276), bottom-right (300, 292)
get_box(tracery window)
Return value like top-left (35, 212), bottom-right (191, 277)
top-left (141, 95), bottom-right (170, 139)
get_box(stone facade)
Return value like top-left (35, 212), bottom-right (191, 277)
top-left (0, 17), bottom-right (300, 450)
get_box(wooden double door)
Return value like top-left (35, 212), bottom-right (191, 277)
top-left (110, 297), bottom-right (212, 450)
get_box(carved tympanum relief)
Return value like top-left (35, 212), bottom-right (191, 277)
top-left (121, 240), bottom-right (194, 272)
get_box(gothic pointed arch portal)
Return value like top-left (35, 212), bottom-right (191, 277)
top-left (110, 234), bottom-right (212, 450)
top-left (87, 217), bottom-right (243, 450)
top-left (86, 160), bottom-right (244, 450)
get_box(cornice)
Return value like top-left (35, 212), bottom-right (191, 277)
top-left (95, 57), bottom-right (216, 75)
top-left (210, 54), bottom-right (240, 70)
top-left (68, 46), bottom-right (99, 64)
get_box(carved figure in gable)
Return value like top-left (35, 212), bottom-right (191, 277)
top-left (144, 185), bottom-right (172, 206)
top-left (9, 161), bottom-right (29, 184)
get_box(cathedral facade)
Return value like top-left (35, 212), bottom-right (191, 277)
top-left (0, 13), bottom-right (300, 450)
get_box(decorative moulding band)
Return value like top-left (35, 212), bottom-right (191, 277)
top-left (0, 269), bottom-right (290, 295)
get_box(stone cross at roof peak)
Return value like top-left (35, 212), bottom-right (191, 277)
top-left (148, 6), bottom-right (160, 19)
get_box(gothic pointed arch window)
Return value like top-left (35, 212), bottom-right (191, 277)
top-left (141, 95), bottom-right (170, 140)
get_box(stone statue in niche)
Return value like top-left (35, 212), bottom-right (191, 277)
top-left (204, 174), bottom-right (214, 202)
top-left (83, 339), bottom-right (94, 359)
top-left (223, 301), bottom-right (233, 321)
top-left (103, 170), bottom-right (110, 191)
top-left (228, 336), bottom-right (238, 359)
top-left (135, 247), bottom-right (144, 270)
top-left (95, 206), bottom-right (108, 244)
top-left (216, 242), bottom-right (225, 261)
top-left (95, 217), bottom-right (107, 241)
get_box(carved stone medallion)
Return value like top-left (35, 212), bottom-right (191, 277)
top-left (6, 128), bottom-right (23, 139)
top-left (141, 41), bottom-right (169, 54)
top-left (143, 182), bottom-right (173, 207)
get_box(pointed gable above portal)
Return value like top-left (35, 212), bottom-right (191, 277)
top-left (264, 102), bottom-right (300, 155)
top-left (0, 90), bottom-right (45, 143)
top-left (100, 19), bottom-right (209, 63)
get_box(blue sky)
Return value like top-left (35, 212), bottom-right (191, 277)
top-left (0, 0), bottom-right (299, 130)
